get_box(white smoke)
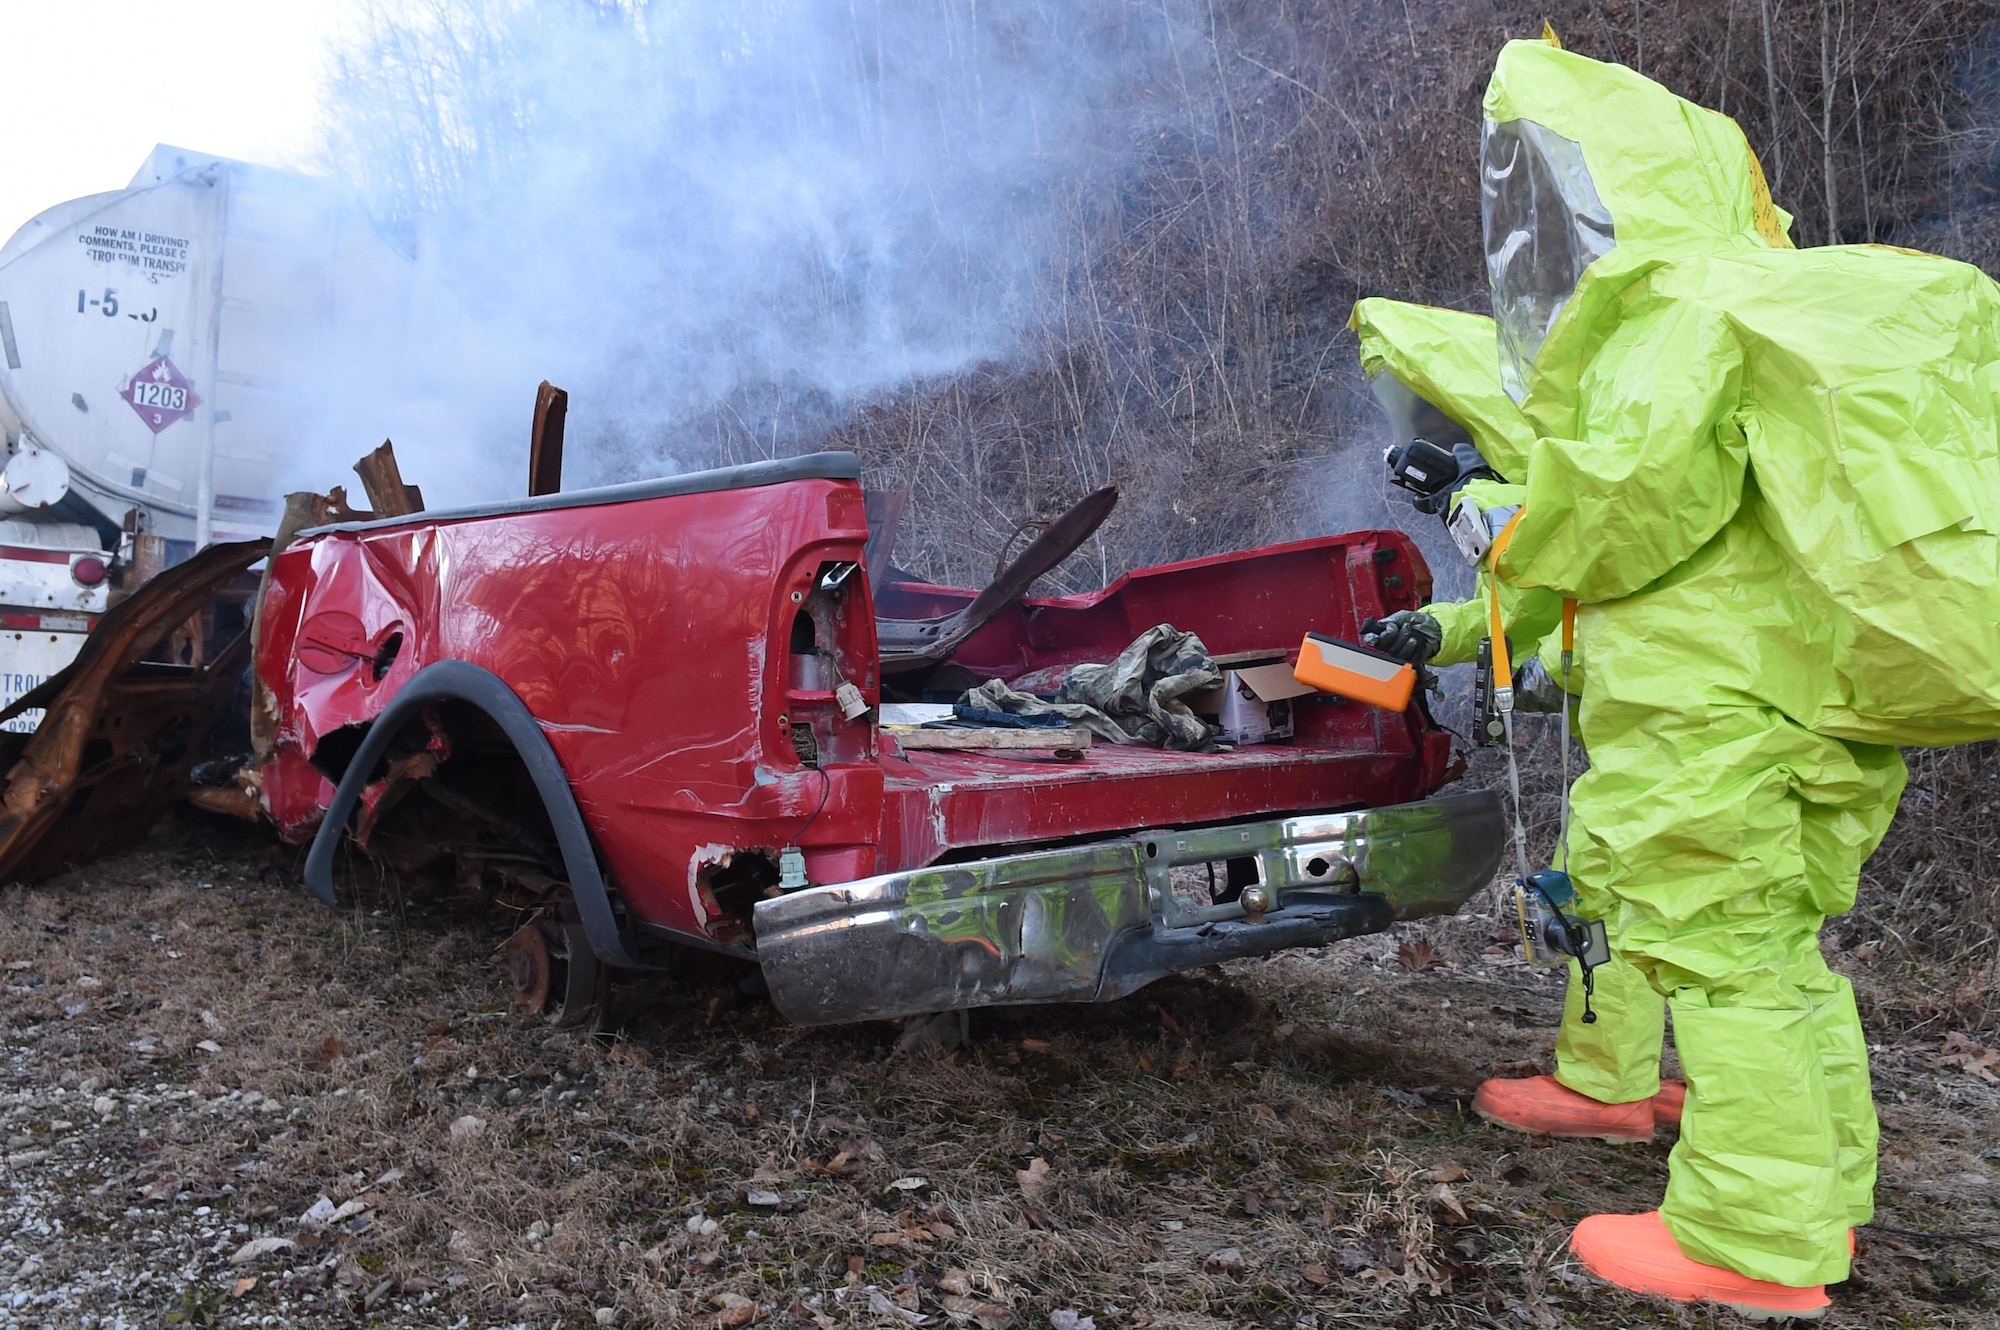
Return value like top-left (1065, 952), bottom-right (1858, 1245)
top-left (303, 0), bottom-right (1202, 501)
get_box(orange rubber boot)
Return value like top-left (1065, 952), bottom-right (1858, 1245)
top-left (1651, 1079), bottom-right (1687, 1126)
top-left (1570, 1212), bottom-right (1830, 1321)
top-left (1472, 1074), bottom-right (1654, 1143)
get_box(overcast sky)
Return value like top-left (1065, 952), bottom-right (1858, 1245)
top-left (0, 0), bottom-right (349, 242)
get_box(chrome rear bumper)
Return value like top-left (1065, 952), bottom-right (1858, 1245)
top-left (753, 789), bottom-right (1503, 1026)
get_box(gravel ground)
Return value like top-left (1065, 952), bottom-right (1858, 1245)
top-left (1, 812), bottom-right (1996, 1329)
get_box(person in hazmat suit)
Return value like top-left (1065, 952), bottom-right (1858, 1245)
top-left (1351, 296), bottom-right (1688, 1145)
top-left (1460, 33), bottom-right (2000, 1319)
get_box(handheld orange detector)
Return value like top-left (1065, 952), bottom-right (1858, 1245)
top-left (1293, 632), bottom-right (1417, 712)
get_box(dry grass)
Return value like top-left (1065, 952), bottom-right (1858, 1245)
top-left (2, 810), bottom-right (1996, 1328)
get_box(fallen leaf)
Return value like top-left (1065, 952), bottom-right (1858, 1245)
top-left (1397, 940), bottom-right (1437, 972)
top-left (869, 1231), bottom-right (906, 1248)
top-left (1016, 1157), bottom-right (1051, 1203)
top-left (787, 1301), bottom-right (837, 1330)
top-left (886, 1175), bottom-right (929, 1192)
top-left (1299, 1263), bottom-right (1329, 1288)
top-left (1940, 1032), bottom-right (2000, 1083)
top-left (925, 1221), bottom-right (957, 1241)
top-left (1049, 1311), bottom-right (1094, 1330)
top-left (607, 1042), bottom-right (654, 1067)
top-left (448, 1114), bottom-right (487, 1143)
top-left (303, 1036), bottom-right (345, 1071)
top-left (746, 1188), bottom-right (785, 1208)
top-left (374, 1167), bottom-right (406, 1188)
top-left (891, 1285), bottom-right (922, 1311)
top-left (940, 1294), bottom-right (1012, 1327)
top-left (229, 1237), bottom-right (295, 1265)
top-left (1429, 1182), bottom-right (1468, 1224)
top-left (196, 1039), bottom-right (223, 1054)
top-left (297, 1196), bottom-right (337, 1228)
top-left (868, 1286), bottom-right (932, 1325)
top-left (1423, 1163), bottom-right (1468, 1183)
top-left (1018, 1038), bottom-right (1050, 1054)
top-left (938, 1271), bottom-right (972, 1297)
top-left (1203, 1247), bottom-right (1246, 1277)
top-left (713, 1291), bottom-right (759, 1327)
top-left (229, 1276), bottom-right (258, 1297)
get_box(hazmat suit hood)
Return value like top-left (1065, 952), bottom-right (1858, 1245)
top-left (1482, 39), bottom-right (1792, 399)
top-left (1349, 299), bottom-right (1536, 480)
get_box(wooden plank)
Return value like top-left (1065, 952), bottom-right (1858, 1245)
top-left (887, 726), bottom-right (1091, 751)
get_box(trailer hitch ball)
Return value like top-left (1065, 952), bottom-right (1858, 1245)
top-left (1239, 883), bottom-right (1271, 923)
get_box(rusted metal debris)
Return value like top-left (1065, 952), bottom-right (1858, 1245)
top-left (187, 757), bottom-right (267, 823)
top-left (876, 483), bottom-right (1119, 673)
top-left (353, 440), bottom-right (425, 518)
top-left (116, 534), bottom-right (169, 601)
top-left (0, 538), bottom-right (271, 884)
top-left (529, 381), bottom-right (567, 497)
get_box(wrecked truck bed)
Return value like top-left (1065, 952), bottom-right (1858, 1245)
top-left (255, 451), bottom-right (1500, 1025)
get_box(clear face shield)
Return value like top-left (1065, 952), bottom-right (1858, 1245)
top-left (1369, 371), bottom-right (1475, 454)
top-left (1481, 118), bottom-right (1616, 402)
top-left (1371, 372), bottom-right (1501, 519)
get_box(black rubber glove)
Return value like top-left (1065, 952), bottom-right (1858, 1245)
top-left (1360, 610), bottom-right (1442, 666)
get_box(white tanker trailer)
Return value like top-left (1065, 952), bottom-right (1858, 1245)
top-left (0, 145), bottom-right (428, 729)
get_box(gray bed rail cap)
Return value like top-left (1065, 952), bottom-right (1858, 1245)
top-left (295, 450), bottom-right (863, 538)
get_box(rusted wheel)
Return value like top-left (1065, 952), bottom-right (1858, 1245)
top-left (503, 917), bottom-right (603, 1028)
top-left (504, 922), bottom-right (553, 1011)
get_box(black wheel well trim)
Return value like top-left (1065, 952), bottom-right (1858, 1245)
top-left (301, 658), bottom-right (642, 967)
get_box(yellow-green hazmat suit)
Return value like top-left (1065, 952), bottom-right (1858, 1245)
top-left (1482, 39), bottom-right (2000, 1287)
top-left (1352, 297), bottom-right (1668, 1107)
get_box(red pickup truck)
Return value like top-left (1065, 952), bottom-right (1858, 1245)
top-left (254, 453), bottom-right (1499, 1027)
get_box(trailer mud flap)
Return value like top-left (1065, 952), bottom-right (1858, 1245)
top-left (0, 538), bottom-right (271, 884)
